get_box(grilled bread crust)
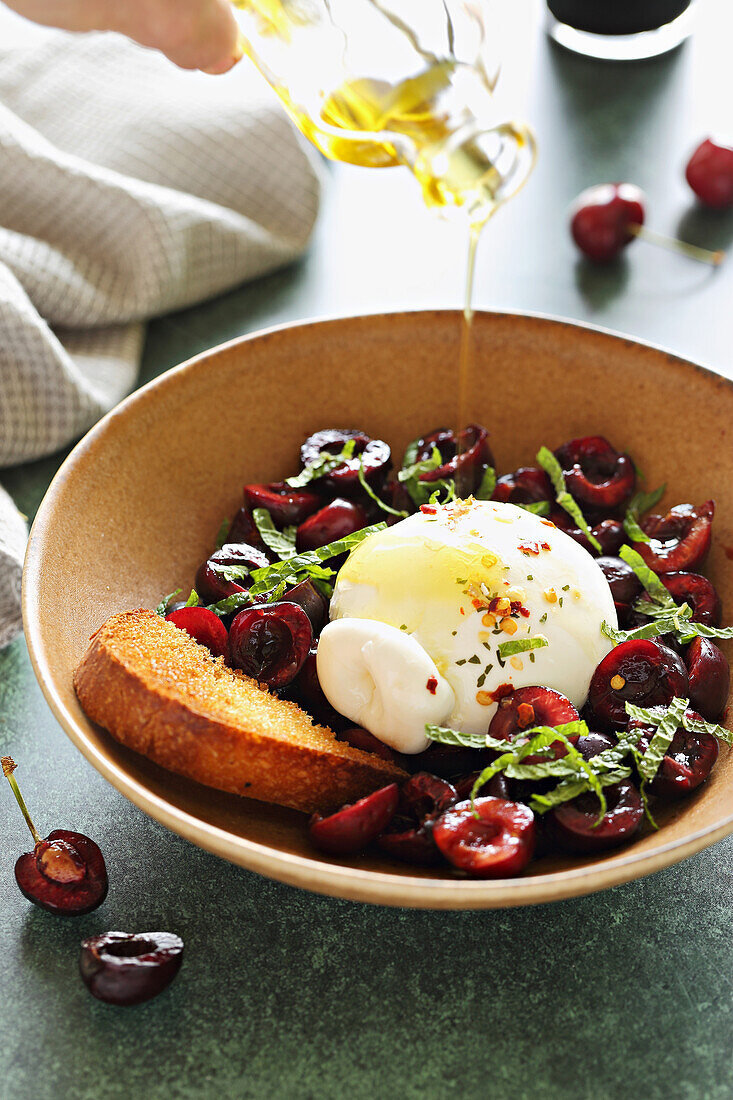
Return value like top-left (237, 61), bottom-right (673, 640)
top-left (74, 609), bottom-right (406, 815)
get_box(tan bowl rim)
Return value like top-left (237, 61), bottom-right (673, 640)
top-left (21, 308), bottom-right (733, 909)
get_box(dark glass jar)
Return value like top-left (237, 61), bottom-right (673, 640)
top-left (547, 1), bottom-right (695, 60)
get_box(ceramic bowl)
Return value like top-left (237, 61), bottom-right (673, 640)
top-left (23, 311), bottom-right (733, 908)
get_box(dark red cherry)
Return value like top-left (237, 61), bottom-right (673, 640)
top-left (337, 726), bottom-right (398, 764)
top-left (433, 797), bottom-right (536, 877)
top-left (243, 482), bottom-right (321, 527)
top-left (228, 602), bottom-right (312, 688)
top-left (686, 636), bottom-right (730, 721)
top-left (550, 781), bottom-right (643, 853)
top-left (308, 784), bottom-right (399, 855)
top-left (633, 711), bottom-right (719, 799)
top-left (632, 501), bottom-right (714, 573)
top-left (166, 606), bottom-right (229, 659)
top-left (79, 931), bottom-right (184, 1006)
top-left (295, 498), bottom-right (368, 552)
top-left (286, 643), bottom-right (334, 723)
top-left (489, 686), bottom-right (580, 763)
top-left (575, 731), bottom-right (617, 760)
top-left (412, 424), bottom-right (493, 498)
top-left (281, 579), bottom-right (328, 634)
top-left (4, 755), bottom-right (107, 916)
top-left (686, 138), bottom-right (733, 209)
top-left (399, 772), bottom-right (458, 822)
top-left (300, 429), bottom-right (391, 493)
top-left (491, 467), bottom-right (553, 507)
top-left (195, 542), bottom-right (271, 603)
top-left (659, 572), bottom-right (721, 626)
top-left (597, 556), bottom-right (643, 622)
top-left (570, 183), bottom-right (645, 263)
top-left (224, 505), bottom-right (266, 549)
top-left (588, 639), bottom-right (688, 728)
top-left (377, 819), bottom-right (443, 865)
top-left (412, 742), bottom-right (494, 780)
top-left (554, 436), bottom-right (636, 512)
top-left (551, 510), bottom-right (625, 558)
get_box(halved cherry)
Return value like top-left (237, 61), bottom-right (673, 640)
top-left (412, 742), bottom-right (494, 780)
top-left (165, 606), bottom-right (229, 659)
top-left (337, 726), bottom-right (398, 764)
top-left (588, 639), bottom-right (688, 728)
top-left (660, 572), bottom-right (721, 626)
top-left (491, 467), bottom-right (553, 507)
top-left (243, 482), bottom-right (321, 527)
top-left (228, 602), bottom-right (312, 688)
top-left (489, 686), bottom-right (580, 763)
top-left (399, 772), bottom-right (458, 821)
top-left (597, 556), bottom-right (643, 623)
top-left (632, 501), bottom-right (714, 573)
top-left (686, 636), bottom-right (730, 721)
top-left (412, 424), bottom-right (493, 498)
top-left (550, 781), bottom-right (643, 853)
top-left (195, 542), bottom-right (271, 604)
top-left (551, 510), bottom-right (625, 558)
top-left (555, 436), bottom-right (635, 512)
top-left (282, 579), bottom-right (329, 634)
top-left (633, 711), bottom-right (719, 799)
top-left (432, 797), bottom-right (536, 877)
top-left (308, 784), bottom-right (399, 854)
top-left (300, 429), bottom-right (391, 493)
top-left (377, 819), bottom-right (443, 865)
top-left (224, 505), bottom-right (266, 549)
top-left (296, 498), bottom-right (368, 552)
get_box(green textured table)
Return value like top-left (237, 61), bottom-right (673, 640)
top-left (2, 6), bottom-right (733, 1099)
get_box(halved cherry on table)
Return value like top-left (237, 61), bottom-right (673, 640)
top-left (555, 436), bottom-right (636, 513)
top-left (433, 797), bottom-right (536, 877)
top-left (80, 931), bottom-right (184, 1006)
top-left (3, 757), bottom-right (107, 916)
top-left (632, 501), bottom-right (714, 573)
top-left (165, 606), bottom-right (229, 659)
top-left (488, 686), bottom-right (580, 763)
top-left (588, 638), bottom-right (688, 728)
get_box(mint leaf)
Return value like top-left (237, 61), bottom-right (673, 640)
top-left (398, 444), bottom-right (455, 507)
top-left (184, 589), bottom-right (199, 608)
top-left (286, 438), bottom-right (356, 489)
top-left (357, 459), bottom-right (408, 518)
top-left (623, 484), bottom-right (666, 544)
top-left (475, 466), bottom-right (496, 500)
top-left (252, 508), bottom-right (298, 560)
top-left (619, 545), bottom-right (674, 607)
top-left (530, 768), bottom-right (632, 814)
top-left (206, 591), bottom-right (254, 616)
top-left (519, 500), bottom-right (551, 517)
top-left (496, 635), bottom-right (548, 660)
top-left (155, 588), bottom-right (181, 616)
top-left (681, 711), bottom-right (733, 746)
top-left (536, 446), bottom-right (602, 554)
top-left (425, 725), bottom-right (488, 749)
top-left (247, 522), bottom-right (386, 597)
top-left (636, 695), bottom-right (688, 782)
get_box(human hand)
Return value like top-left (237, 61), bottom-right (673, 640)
top-left (4, 0), bottom-right (242, 73)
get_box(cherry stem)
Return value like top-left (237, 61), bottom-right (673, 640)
top-left (628, 223), bottom-right (725, 266)
top-left (1, 757), bottom-right (42, 846)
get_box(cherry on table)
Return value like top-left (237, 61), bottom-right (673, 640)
top-left (686, 138), bottom-right (733, 209)
top-left (2, 757), bottom-right (107, 916)
top-left (79, 931), bottom-right (184, 1006)
top-left (570, 182), bottom-right (724, 265)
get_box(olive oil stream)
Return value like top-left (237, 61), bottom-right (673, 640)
top-left (232, 2), bottom-right (536, 438)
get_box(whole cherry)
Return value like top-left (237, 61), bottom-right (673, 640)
top-left (3, 757), bottom-right (108, 915)
top-left (686, 138), bottom-right (733, 209)
top-left (570, 182), bottom-right (723, 266)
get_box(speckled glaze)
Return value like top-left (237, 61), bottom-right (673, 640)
top-left (22, 311), bottom-right (733, 908)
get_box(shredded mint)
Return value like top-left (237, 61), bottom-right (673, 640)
top-left (681, 712), bottom-right (733, 746)
top-left (475, 465), bottom-right (497, 500)
top-left (623, 484), bottom-right (666, 544)
top-left (530, 768), bottom-right (632, 814)
top-left (206, 590), bottom-right (254, 617)
top-left (398, 443), bottom-right (456, 507)
top-left (626, 699), bottom-right (733, 748)
top-left (184, 589), bottom-right (199, 608)
top-left (425, 725), bottom-right (487, 749)
top-left (520, 500), bottom-right (551, 517)
top-left (496, 635), bottom-right (548, 659)
top-left (536, 446), bottom-right (602, 554)
top-left (155, 589), bottom-right (181, 616)
top-left (285, 439), bottom-right (356, 489)
top-left (619, 546), bottom-right (674, 607)
top-left (252, 508), bottom-right (298, 560)
top-left (248, 523), bottom-right (385, 597)
top-left (635, 695), bottom-right (688, 782)
top-left (357, 459), bottom-right (407, 518)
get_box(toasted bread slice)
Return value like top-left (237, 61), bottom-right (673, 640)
top-left (73, 609), bottom-right (406, 815)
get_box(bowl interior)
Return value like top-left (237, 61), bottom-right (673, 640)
top-left (23, 310), bottom-right (733, 907)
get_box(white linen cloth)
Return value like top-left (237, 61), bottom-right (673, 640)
top-left (0, 27), bottom-right (322, 648)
